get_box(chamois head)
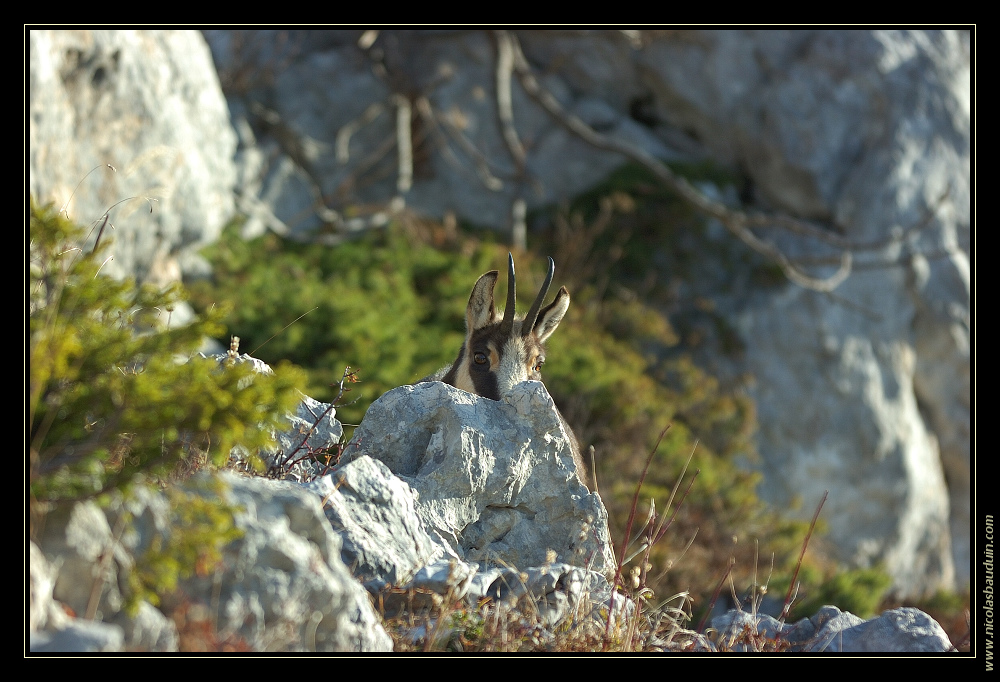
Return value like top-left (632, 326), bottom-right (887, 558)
top-left (422, 254), bottom-right (587, 487)
top-left (436, 254), bottom-right (570, 401)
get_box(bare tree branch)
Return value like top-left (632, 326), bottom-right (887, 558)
top-left (246, 30), bottom-right (953, 279)
top-left (493, 31), bottom-right (527, 173)
top-left (503, 31), bottom-right (853, 292)
top-left (493, 30), bottom-right (529, 250)
top-left (394, 94), bottom-right (413, 195)
top-left (422, 97), bottom-right (505, 192)
top-left (336, 102), bottom-right (386, 163)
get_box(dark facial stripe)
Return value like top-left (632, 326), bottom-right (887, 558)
top-left (469, 367), bottom-right (500, 400)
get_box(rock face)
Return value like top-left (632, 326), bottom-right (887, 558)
top-left (28, 29), bottom-right (237, 286)
top-left (638, 30), bottom-right (969, 597)
top-left (201, 29), bottom-right (677, 241)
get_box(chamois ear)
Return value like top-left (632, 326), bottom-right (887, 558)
top-left (534, 286), bottom-right (570, 343)
top-left (466, 270), bottom-right (500, 332)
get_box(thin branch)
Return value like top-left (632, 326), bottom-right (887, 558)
top-left (418, 96), bottom-right (505, 192)
top-left (493, 30), bottom-right (527, 172)
top-left (250, 306), bottom-right (319, 356)
top-left (493, 30), bottom-right (529, 250)
top-left (778, 490), bottom-right (828, 626)
top-left (607, 423), bottom-right (671, 636)
top-left (269, 366), bottom-right (357, 476)
top-left (336, 102), bottom-right (386, 163)
top-left (394, 94), bottom-right (413, 195)
top-left (59, 164), bottom-right (117, 218)
top-left (697, 557), bottom-right (735, 633)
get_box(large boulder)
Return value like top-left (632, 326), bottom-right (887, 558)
top-left (30, 473), bottom-right (392, 653)
top-left (311, 379), bottom-right (628, 646)
top-left (338, 381), bottom-right (616, 577)
top-left (28, 29), bottom-right (237, 286)
top-left (178, 472), bottom-right (392, 652)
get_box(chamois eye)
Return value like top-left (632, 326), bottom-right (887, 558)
top-left (474, 352), bottom-right (488, 365)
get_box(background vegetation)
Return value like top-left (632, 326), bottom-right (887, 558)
top-left (185, 162), bottom-right (883, 626)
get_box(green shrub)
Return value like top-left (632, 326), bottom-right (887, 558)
top-left (28, 199), bottom-right (306, 504)
top-left (781, 565), bottom-right (894, 620)
top-left (187, 221), bottom-right (500, 427)
top-left (188, 195), bottom-right (810, 620)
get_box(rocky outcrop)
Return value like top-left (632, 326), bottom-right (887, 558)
top-left (28, 29), bottom-right (237, 288)
top-left (338, 381), bottom-right (615, 576)
top-left (27, 373), bottom-right (621, 652)
top-left (29, 472), bottom-right (393, 653)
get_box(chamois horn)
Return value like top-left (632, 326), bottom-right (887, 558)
top-left (521, 256), bottom-right (555, 339)
top-left (498, 253), bottom-right (518, 338)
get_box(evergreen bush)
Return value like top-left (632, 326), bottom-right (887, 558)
top-left (28, 199), bottom-right (306, 505)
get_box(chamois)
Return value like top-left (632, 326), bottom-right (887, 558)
top-left (421, 254), bottom-right (587, 487)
